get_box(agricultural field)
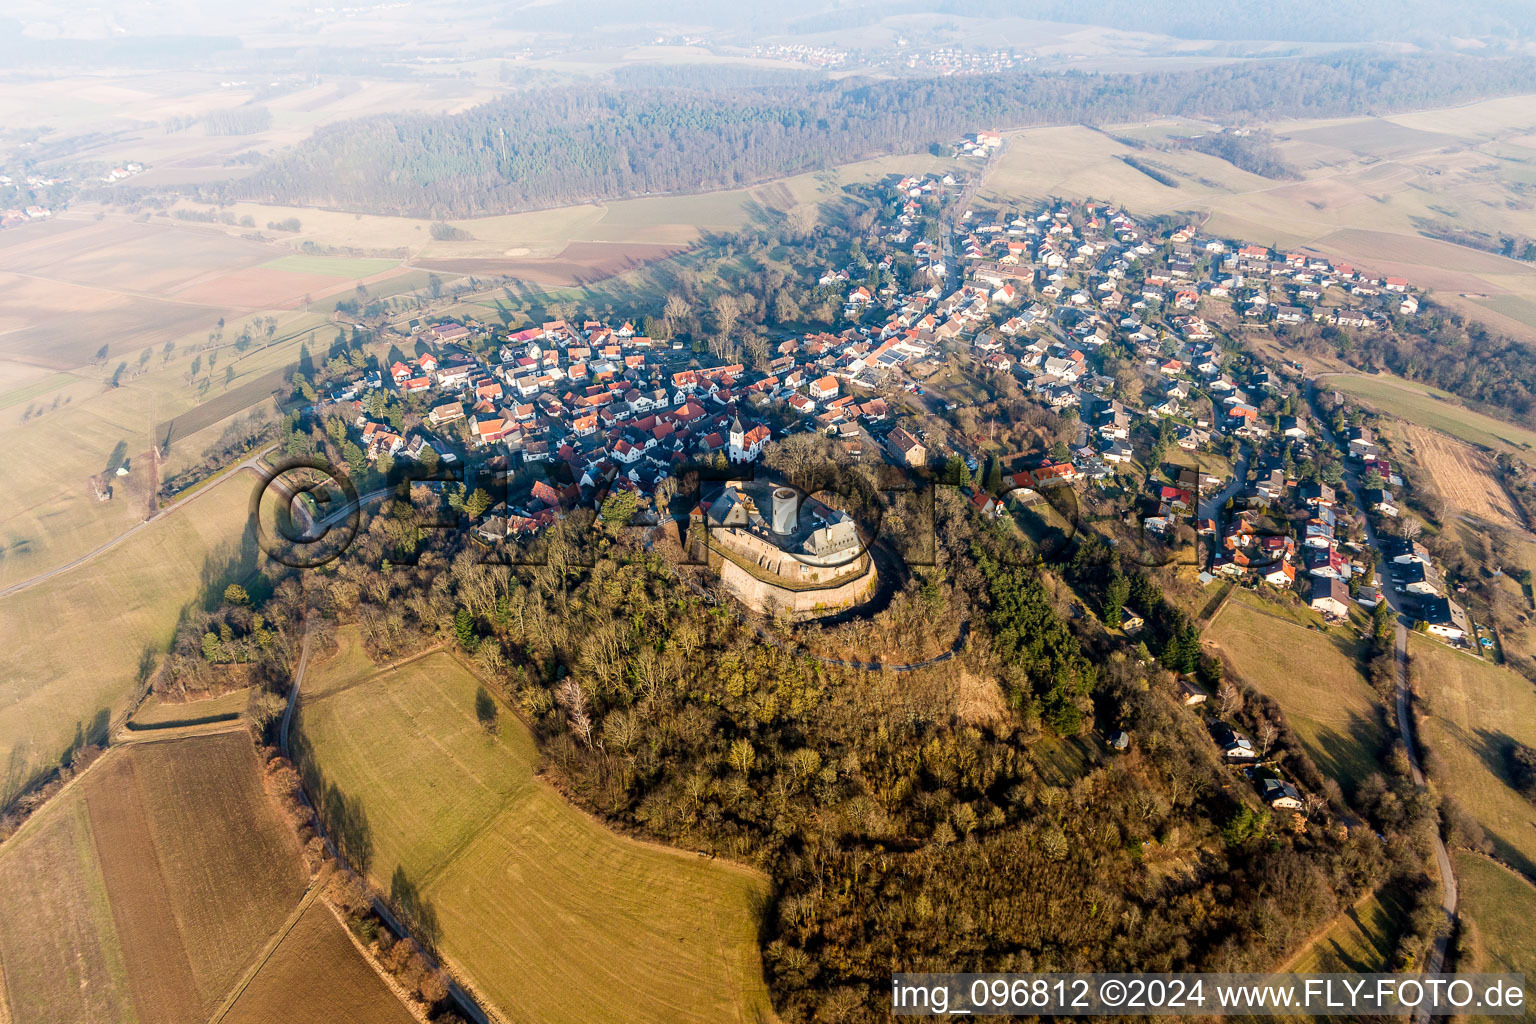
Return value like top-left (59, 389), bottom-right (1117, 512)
top-left (160, 148), bottom-right (956, 266)
top-left (1290, 118), bottom-right (1459, 159)
top-left (1452, 852), bottom-right (1536, 1020)
top-left (1399, 424), bottom-right (1526, 530)
top-left (260, 253), bottom-right (402, 278)
top-left (1282, 886), bottom-right (1407, 972)
top-left (295, 635), bottom-right (773, 1024)
top-left (1208, 591), bottom-right (1388, 796)
top-left (1411, 636), bottom-right (1536, 877)
top-left (0, 467), bottom-right (257, 787)
top-left (126, 687), bottom-right (252, 740)
top-left (0, 291), bottom-right (332, 589)
top-left (1317, 373), bottom-right (1536, 456)
top-left (220, 902), bottom-right (416, 1024)
top-left (983, 124), bottom-right (1274, 213)
top-left (0, 71), bottom-right (501, 192)
top-left (0, 731), bottom-right (308, 1024)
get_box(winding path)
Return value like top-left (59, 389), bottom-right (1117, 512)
top-left (1308, 381), bottom-right (1457, 1002)
top-left (0, 444), bottom-right (278, 600)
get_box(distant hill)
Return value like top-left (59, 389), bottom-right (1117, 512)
top-left (219, 54), bottom-right (1536, 219)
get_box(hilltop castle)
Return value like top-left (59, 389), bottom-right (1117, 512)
top-left (693, 480), bottom-right (875, 613)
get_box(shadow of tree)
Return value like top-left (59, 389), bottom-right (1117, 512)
top-left (1465, 726), bottom-right (1536, 878)
top-left (290, 713), bottom-right (376, 874)
top-left (390, 865), bottom-right (442, 952)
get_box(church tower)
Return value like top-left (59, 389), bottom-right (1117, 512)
top-left (728, 415), bottom-right (745, 461)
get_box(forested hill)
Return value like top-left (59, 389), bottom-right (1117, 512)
top-left (228, 54), bottom-right (1536, 218)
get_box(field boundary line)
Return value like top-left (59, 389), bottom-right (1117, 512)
top-left (297, 641), bottom-right (451, 707)
top-left (316, 898), bottom-right (433, 1024)
top-left (0, 742), bottom-right (129, 850)
top-left (206, 867), bottom-right (332, 1024)
top-left (447, 648), bottom-right (776, 887)
top-left (0, 947), bottom-right (12, 1024)
top-left (1274, 885), bottom-right (1395, 973)
top-left (0, 463), bottom-right (262, 601)
top-left (116, 720), bottom-right (247, 746)
top-left (1458, 847), bottom-right (1536, 893)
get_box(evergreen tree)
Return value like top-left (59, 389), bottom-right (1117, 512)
top-left (454, 608), bottom-right (478, 652)
top-left (1103, 573), bottom-right (1130, 629)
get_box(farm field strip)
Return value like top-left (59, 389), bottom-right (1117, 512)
top-left (81, 753), bottom-right (207, 1024)
top-left (1411, 637), bottom-right (1536, 878)
top-left (260, 254), bottom-right (401, 277)
top-left (0, 468), bottom-right (257, 785)
top-left (1318, 373), bottom-right (1536, 455)
top-left (0, 798), bottom-right (130, 1024)
top-left (1282, 886), bottom-right (1406, 973)
top-left (1399, 424), bottom-right (1525, 529)
top-left (297, 641), bottom-right (773, 1024)
top-left (0, 732), bottom-right (309, 1024)
top-left (1451, 852), bottom-right (1536, 1022)
top-left (220, 901), bottom-right (417, 1024)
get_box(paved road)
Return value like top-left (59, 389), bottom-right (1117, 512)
top-left (0, 444), bottom-right (279, 600)
top-left (278, 617), bottom-right (312, 756)
top-left (1198, 445), bottom-right (1251, 523)
top-left (1308, 382), bottom-right (1457, 999)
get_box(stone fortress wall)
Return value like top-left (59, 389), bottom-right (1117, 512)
top-left (715, 552), bottom-right (877, 615)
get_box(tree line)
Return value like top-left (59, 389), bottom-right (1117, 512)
top-left (213, 54), bottom-right (1536, 218)
top-left (226, 472), bottom-right (1413, 1022)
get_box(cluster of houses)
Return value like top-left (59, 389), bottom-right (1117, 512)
top-left (305, 167), bottom-right (1470, 649)
top-left (99, 162), bottom-right (145, 183)
top-left (1, 171), bottom-right (62, 228)
top-left (321, 310), bottom-right (949, 536)
top-left (1, 204), bottom-right (51, 228)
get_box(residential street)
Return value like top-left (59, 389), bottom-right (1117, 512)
top-left (1198, 445), bottom-right (1251, 523)
top-left (1307, 382), bottom-right (1457, 1003)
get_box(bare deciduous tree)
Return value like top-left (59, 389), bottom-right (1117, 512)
top-left (663, 293), bottom-right (690, 332)
top-left (1257, 719), bottom-right (1278, 759)
top-left (710, 293), bottom-right (740, 339)
top-left (556, 678), bottom-right (594, 747)
top-left (1217, 680), bottom-right (1244, 717)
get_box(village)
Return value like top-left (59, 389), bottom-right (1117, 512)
top-left (297, 148), bottom-right (1472, 655)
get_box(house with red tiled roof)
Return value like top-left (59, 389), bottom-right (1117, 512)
top-left (471, 418), bottom-right (508, 446)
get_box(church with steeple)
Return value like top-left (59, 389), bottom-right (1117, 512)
top-left (727, 414), bottom-right (771, 463)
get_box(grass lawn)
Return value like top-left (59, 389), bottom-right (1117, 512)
top-left (295, 647), bottom-right (773, 1024)
top-left (1318, 373), bottom-right (1536, 455)
top-left (1209, 592), bottom-right (1389, 796)
top-left (261, 254), bottom-right (400, 278)
top-left (1452, 852), bottom-right (1536, 1020)
top-left (1411, 636), bottom-right (1536, 877)
top-left (0, 468), bottom-right (258, 784)
top-left (1283, 885), bottom-right (1408, 972)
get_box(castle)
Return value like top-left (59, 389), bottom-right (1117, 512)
top-left (694, 480), bottom-right (876, 613)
